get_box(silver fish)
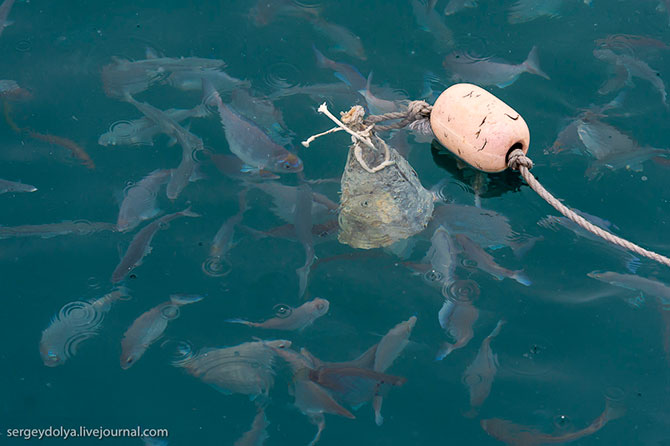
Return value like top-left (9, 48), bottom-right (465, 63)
top-left (166, 67), bottom-right (249, 92)
top-left (268, 82), bottom-right (360, 103)
top-left (508, 0), bottom-right (566, 24)
top-left (205, 80), bottom-right (303, 173)
top-left (313, 45), bottom-right (367, 90)
top-left (308, 17), bottom-right (366, 60)
top-left (226, 298), bottom-right (330, 331)
top-left (372, 316), bottom-right (417, 425)
top-left (412, 0), bottom-right (455, 53)
top-left (423, 225), bottom-right (459, 286)
top-left (454, 234), bottom-right (531, 286)
top-left (177, 340), bottom-right (291, 397)
top-left (436, 295), bottom-right (479, 360)
top-left (0, 0), bottom-right (15, 38)
top-left (588, 271), bottom-right (670, 304)
top-left (40, 289), bottom-right (126, 367)
top-left (585, 146), bottom-right (670, 180)
top-left (0, 178), bottom-right (37, 194)
top-left (102, 55), bottom-right (225, 97)
top-left (99, 105), bottom-right (209, 147)
top-left (444, 0), bottom-right (478, 15)
top-left (120, 294), bottom-right (204, 369)
top-left (234, 409), bottom-right (270, 446)
top-left (358, 73), bottom-right (406, 115)
top-left (117, 169), bottom-right (171, 232)
top-left (0, 79), bottom-right (30, 100)
top-left (111, 207), bottom-right (200, 283)
top-left (230, 88), bottom-right (293, 147)
top-left (202, 189), bottom-right (247, 277)
top-left (123, 94), bottom-right (204, 200)
top-left (295, 183), bottom-right (316, 297)
top-left (594, 48), bottom-right (668, 107)
top-left (0, 221), bottom-right (116, 239)
top-left (462, 320), bottom-right (504, 417)
top-left (211, 154), bottom-right (279, 181)
top-left (253, 182), bottom-right (335, 224)
top-left (443, 46), bottom-right (549, 88)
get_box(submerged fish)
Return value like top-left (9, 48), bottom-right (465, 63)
top-left (166, 67), bottom-right (249, 93)
top-left (481, 397), bottom-right (625, 445)
top-left (28, 130), bottom-right (95, 169)
top-left (412, 0), bottom-right (455, 53)
top-left (0, 0), bottom-right (15, 38)
top-left (423, 225), bottom-right (459, 287)
top-left (444, 0), bottom-right (478, 15)
top-left (462, 320), bottom-right (504, 417)
top-left (230, 88), bottom-right (293, 147)
top-left (111, 207), bottom-right (200, 283)
top-left (454, 234), bottom-right (531, 286)
top-left (308, 17), bottom-right (366, 60)
top-left (120, 294), bottom-right (204, 369)
top-left (0, 178), bottom-right (37, 194)
top-left (443, 46), bottom-right (549, 88)
top-left (177, 339), bottom-right (291, 398)
top-left (594, 48), bottom-right (668, 107)
top-left (211, 154), bottom-right (279, 181)
top-left (0, 79), bottom-right (31, 100)
top-left (313, 45), bottom-right (367, 90)
top-left (99, 105), bottom-right (209, 147)
top-left (295, 183), bottom-right (316, 297)
top-left (40, 289), bottom-right (126, 367)
top-left (117, 169), bottom-right (171, 232)
top-left (234, 409), bottom-right (270, 446)
top-left (587, 271), bottom-right (670, 304)
top-left (358, 73), bottom-right (405, 115)
top-left (507, 0), bottom-right (570, 24)
top-left (0, 221), bottom-right (116, 239)
top-left (202, 189), bottom-right (247, 277)
top-left (226, 298), bottom-right (330, 331)
top-left (437, 292), bottom-right (479, 360)
top-left (205, 80), bottom-right (303, 173)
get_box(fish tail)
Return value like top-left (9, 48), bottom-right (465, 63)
top-left (179, 206), bottom-right (201, 218)
top-left (312, 44), bottom-right (328, 67)
top-left (201, 78), bottom-right (221, 109)
top-left (512, 270), bottom-right (532, 286)
top-left (435, 342), bottom-right (454, 360)
top-left (225, 318), bottom-right (253, 327)
top-left (170, 294), bottom-right (205, 306)
top-left (488, 319), bottom-right (506, 339)
top-left (523, 46), bottom-right (550, 80)
top-left (603, 397), bottom-right (626, 423)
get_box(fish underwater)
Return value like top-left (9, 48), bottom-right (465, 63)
top-left (307, 16), bottom-right (367, 60)
top-left (0, 178), bottom-right (37, 194)
top-left (40, 289), bottom-right (127, 367)
top-left (116, 169), bottom-right (171, 232)
top-left (0, 0), bottom-right (15, 38)
top-left (507, 0), bottom-right (591, 24)
top-left (481, 396), bottom-right (625, 445)
top-left (0, 220), bottom-right (116, 239)
top-left (412, 0), bottom-right (455, 53)
top-left (111, 207), bottom-right (200, 283)
top-left (462, 320), bottom-right (505, 417)
top-left (226, 297), bottom-right (330, 331)
top-left (454, 234), bottom-right (532, 286)
top-left (205, 80), bottom-right (303, 173)
top-left (587, 270), bottom-right (670, 304)
top-left (120, 294), bottom-right (204, 369)
top-left (444, 0), bottom-right (478, 16)
top-left (234, 408), bottom-right (270, 446)
top-left (202, 189), bottom-right (248, 277)
top-left (436, 288), bottom-right (479, 360)
top-left (443, 46), bottom-right (550, 88)
top-left (312, 44), bottom-right (367, 90)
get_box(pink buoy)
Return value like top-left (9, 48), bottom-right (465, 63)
top-left (430, 83), bottom-right (530, 173)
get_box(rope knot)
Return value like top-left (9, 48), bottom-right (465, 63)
top-left (507, 148), bottom-right (533, 171)
top-left (405, 100), bottom-right (432, 122)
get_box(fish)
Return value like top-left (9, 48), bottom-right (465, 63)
top-left (657, 0), bottom-right (670, 26)
top-left (594, 48), bottom-right (668, 107)
top-left (585, 146), bottom-right (670, 180)
top-left (307, 17), bottom-right (367, 60)
top-left (436, 296), bottom-right (479, 360)
top-left (0, 178), bottom-right (37, 194)
top-left (295, 183), bottom-right (316, 297)
top-left (308, 367), bottom-right (407, 401)
top-left (0, 79), bottom-right (31, 100)
top-left (443, 46), bottom-right (549, 88)
top-left (211, 154), bottom-right (279, 181)
top-left (358, 73), bottom-right (405, 115)
top-left (27, 130), bottom-right (95, 169)
top-left (40, 289), bottom-right (127, 367)
top-left (123, 93), bottom-right (204, 200)
top-left (243, 219), bottom-right (339, 245)
top-left (226, 298), bottom-right (330, 331)
top-left (111, 206), bottom-right (200, 283)
top-left (99, 105), bottom-right (209, 147)
top-left (421, 225), bottom-right (459, 288)
top-left (176, 339), bottom-right (291, 398)
top-left (204, 80), bottom-right (303, 173)
top-left (268, 82), bottom-right (360, 103)
top-left (234, 409), bottom-right (270, 446)
top-left (230, 88), bottom-right (293, 147)
top-left (116, 169), bottom-right (171, 232)
top-left (595, 34), bottom-right (670, 54)
top-left (0, 221), bottom-right (116, 239)
top-left (462, 320), bottom-right (504, 417)
top-left (481, 397), bottom-right (625, 445)
top-left (587, 271), bottom-right (670, 304)
top-left (454, 234), bottom-right (531, 286)
top-left (0, 0), bottom-right (15, 37)
top-left (372, 316), bottom-right (417, 425)
top-left (313, 45), bottom-right (367, 90)
top-left (411, 0), bottom-right (455, 53)
top-left (250, 0), bottom-right (319, 27)
top-left (253, 182), bottom-right (336, 224)
top-left (202, 189), bottom-right (248, 277)
top-left (120, 294), bottom-right (204, 369)
top-left (102, 55), bottom-right (225, 98)
top-left (507, 0), bottom-right (566, 24)
top-left (576, 116), bottom-right (637, 160)
top-left (444, 0), bottom-right (478, 15)
top-left (165, 67), bottom-right (250, 92)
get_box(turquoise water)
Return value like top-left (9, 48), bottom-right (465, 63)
top-left (3, 0), bottom-right (670, 444)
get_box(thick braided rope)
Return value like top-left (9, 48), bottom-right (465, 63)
top-left (365, 100), bottom-right (433, 132)
top-left (508, 149), bottom-right (670, 268)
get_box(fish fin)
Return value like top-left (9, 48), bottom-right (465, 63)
top-left (489, 320), bottom-right (505, 339)
top-left (511, 236), bottom-right (543, 259)
top-left (307, 413), bottom-right (325, 446)
top-left (224, 318), bottom-right (253, 327)
top-left (189, 163), bottom-right (207, 183)
top-left (604, 397), bottom-right (626, 422)
top-left (523, 46), bottom-right (550, 80)
top-left (512, 271), bottom-right (532, 286)
top-left (166, 135), bottom-right (178, 147)
top-left (144, 47), bottom-right (162, 59)
top-left (435, 342), bottom-right (455, 360)
top-left (2, 20), bottom-right (13, 28)
top-left (300, 348), bottom-right (324, 369)
top-left (170, 294), bottom-right (205, 305)
top-left (624, 255), bottom-right (641, 274)
top-left (373, 395), bottom-right (384, 426)
top-left (313, 44), bottom-right (328, 67)
top-left (495, 78), bottom-right (518, 88)
top-left (599, 64), bottom-right (629, 95)
top-left (333, 72), bottom-right (352, 87)
top-left (240, 164), bottom-right (259, 173)
top-left (179, 205), bottom-right (201, 218)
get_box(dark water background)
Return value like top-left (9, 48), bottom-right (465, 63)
top-left (2, 0), bottom-right (670, 444)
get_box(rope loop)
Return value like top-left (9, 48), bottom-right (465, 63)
top-left (507, 148), bottom-right (534, 171)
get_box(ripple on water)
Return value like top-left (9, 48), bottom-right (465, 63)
top-left (443, 279), bottom-right (480, 302)
top-left (272, 303), bottom-right (293, 319)
top-left (264, 62), bottom-right (301, 90)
